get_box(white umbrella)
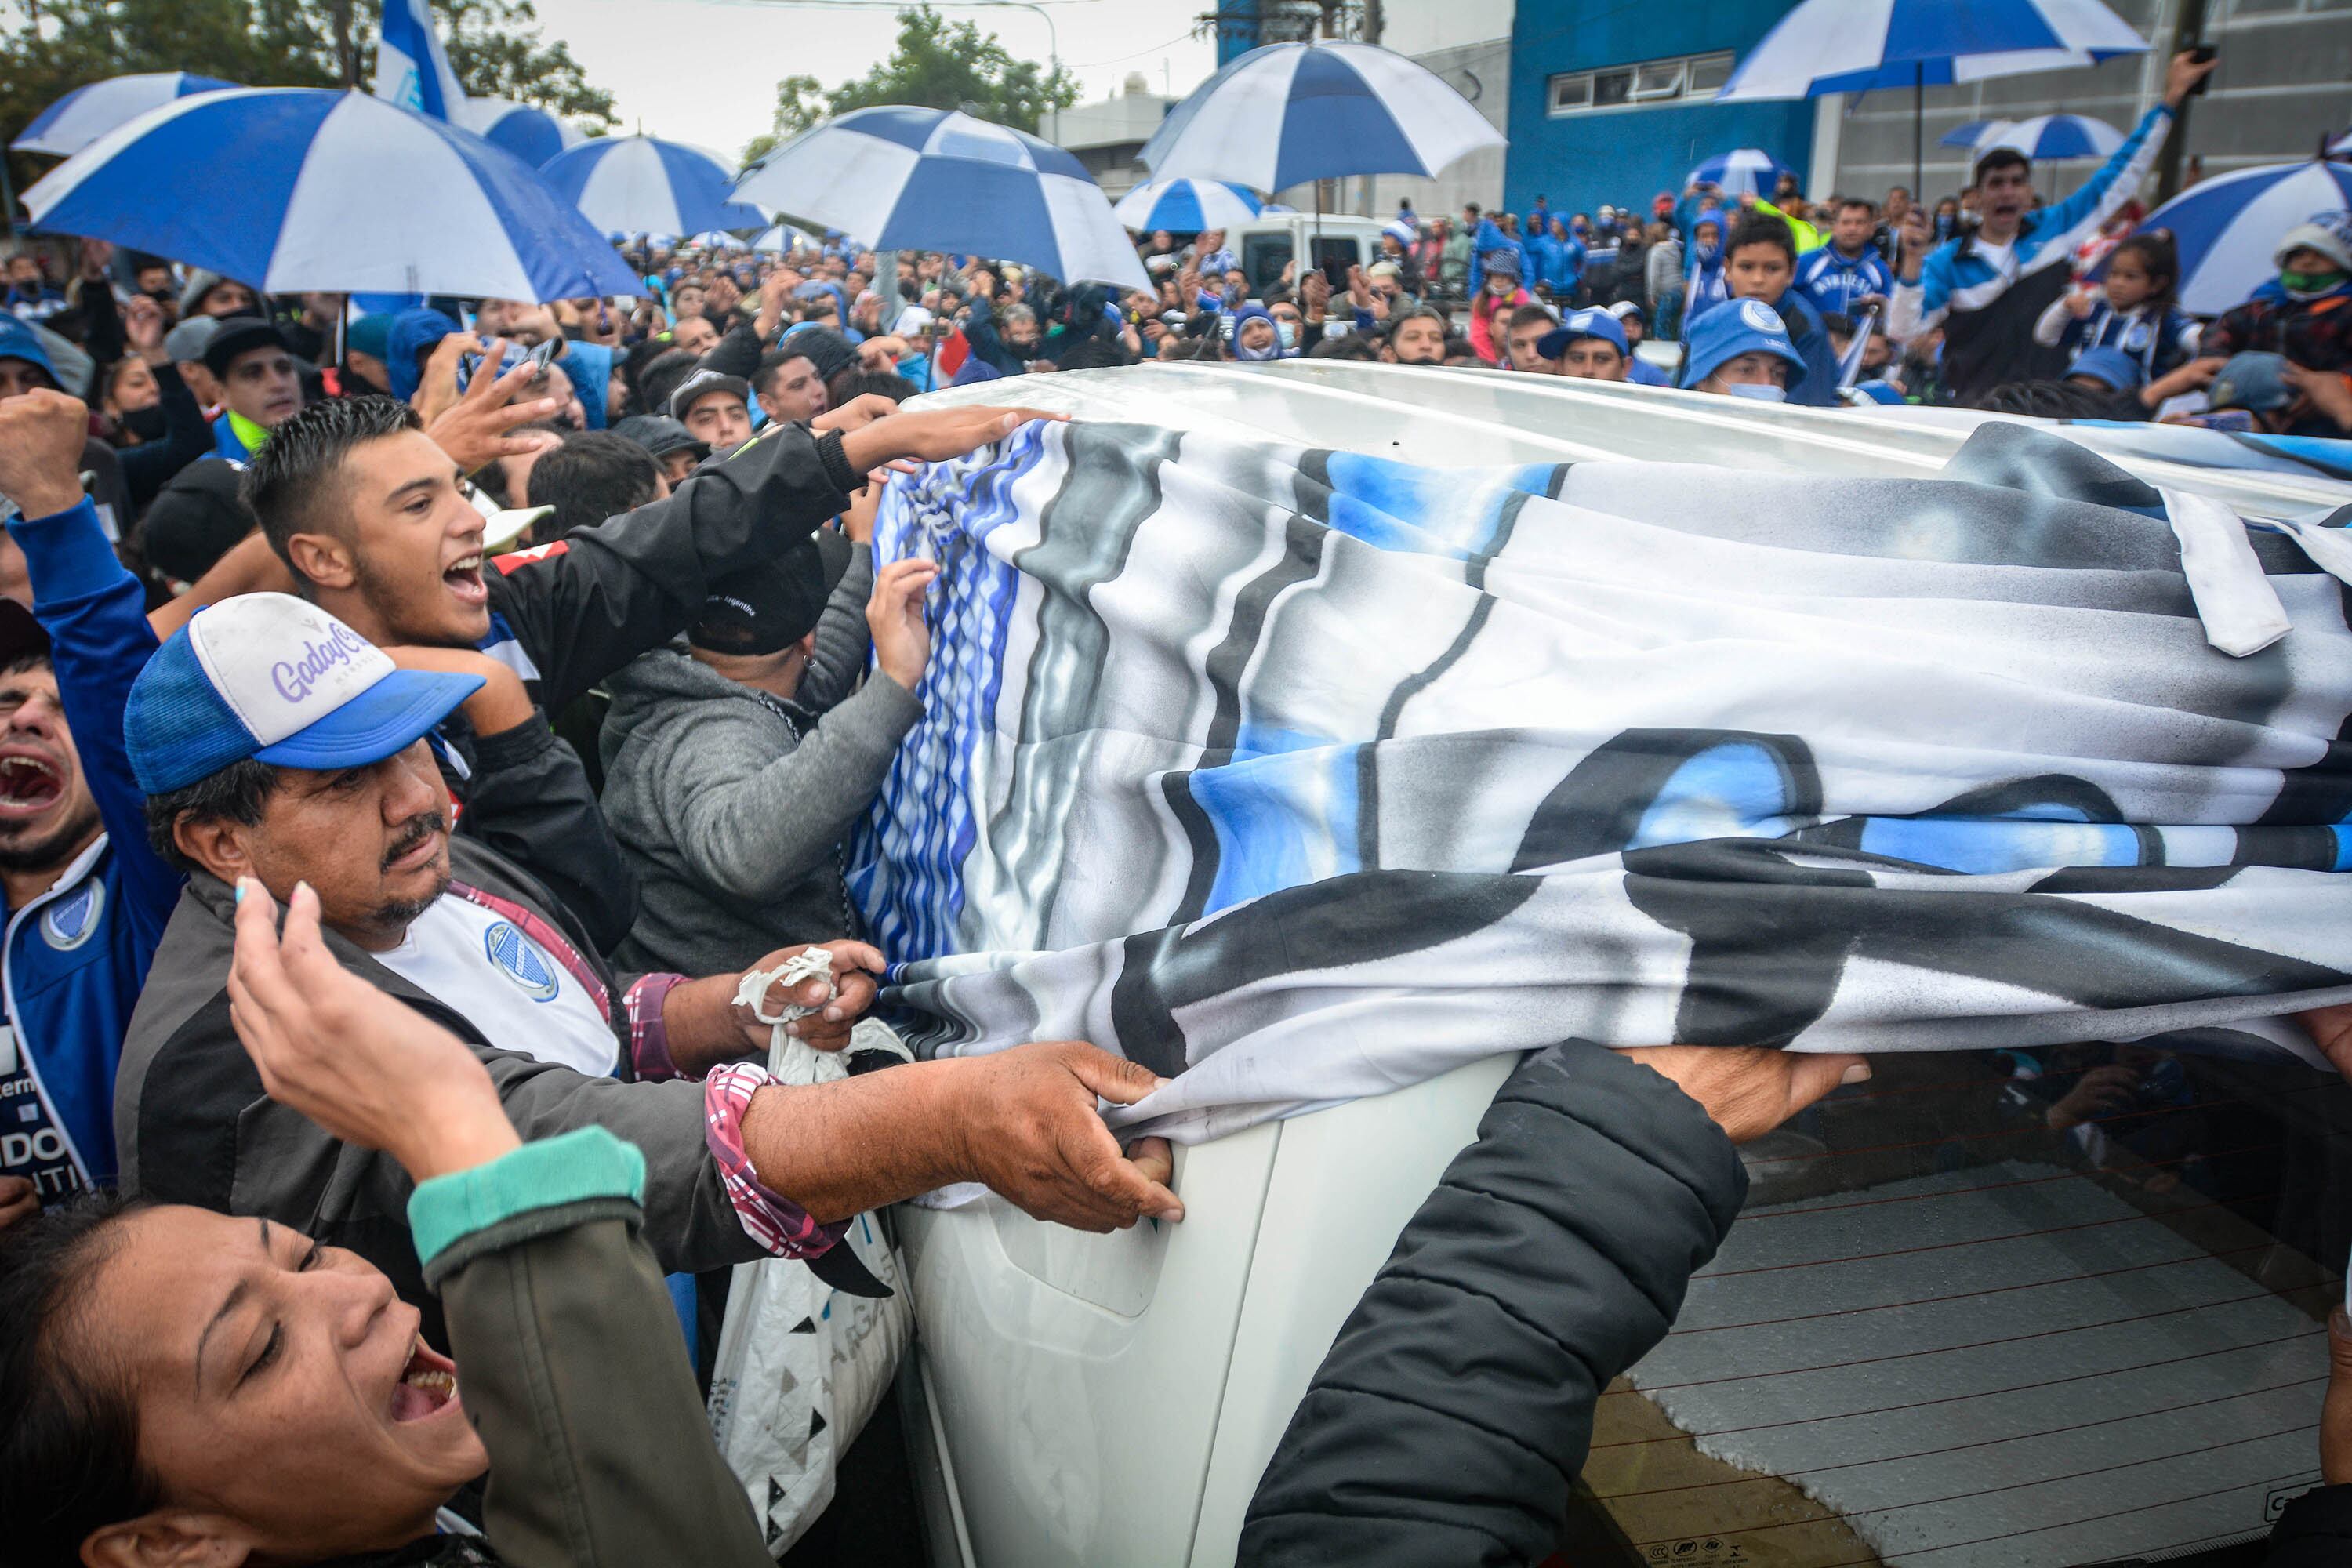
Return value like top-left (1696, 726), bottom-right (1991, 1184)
top-left (1112, 179), bottom-right (1263, 233)
top-left (733, 107), bottom-right (1147, 290)
top-left (542, 135), bottom-right (767, 237)
top-left (1142, 41), bottom-right (1502, 192)
top-left (1717, 0), bottom-right (2148, 190)
top-left (13, 72), bottom-right (239, 158)
top-left (2125, 161), bottom-right (2352, 316)
top-left (751, 223), bottom-right (815, 254)
top-left (460, 98), bottom-right (587, 167)
top-left (1978, 114), bottom-right (2125, 161)
top-left (24, 89), bottom-right (641, 301)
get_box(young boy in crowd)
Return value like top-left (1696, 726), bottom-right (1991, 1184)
top-left (1677, 297), bottom-right (1809, 401)
top-left (1537, 308), bottom-right (1632, 382)
top-left (1715, 215), bottom-right (1839, 406)
top-left (598, 506), bottom-right (932, 974)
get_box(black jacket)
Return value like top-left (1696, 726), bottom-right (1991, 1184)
top-left (1240, 1040), bottom-right (1747, 1567)
top-left (2268, 1483), bottom-right (2352, 1566)
top-left (469, 420), bottom-right (855, 950)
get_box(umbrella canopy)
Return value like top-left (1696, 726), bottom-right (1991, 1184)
top-left (24, 89), bottom-right (642, 301)
top-left (1938, 118), bottom-right (2008, 148)
top-left (2129, 161), bottom-right (2352, 316)
top-left (1686, 147), bottom-right (1796, 198)
top-left (751, 223), bottom-right (815, 254)
top-left (1112, 178), bottom-right (1263, 233)
top-left (460, 97), bottom-right (586, 168)
top-left (2332, 129), bottom-right (2351, 156)
top-left (1140, 40), bottom-right (1504, 191)
top-left (733, 107), bottom-right (1148, 290)
top-left (1717, 0), bottom-right (2147, 99)
top-left (1976, 113), bottom-right (2125, 160)
top-left (13, 72), bottom-right (239, 158)
top-left (542, 135), bottom-right (766, 237)
top-left (685, 230), bottom-right (747, 250)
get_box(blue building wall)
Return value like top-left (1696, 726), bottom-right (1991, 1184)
top-left (1505, 0), bottom-right (1813, 222)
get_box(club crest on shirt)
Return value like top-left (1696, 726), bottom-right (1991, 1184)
top-left (40, 882), bottom-right (102, 952)
top-left (483, 920), bottom-right (560, 1001)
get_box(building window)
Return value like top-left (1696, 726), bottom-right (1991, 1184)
top-left (1548, 49), bottom-right (1737, 116)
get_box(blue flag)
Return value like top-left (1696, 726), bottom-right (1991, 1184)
top-left (374, 0), bottom-right (466, 123)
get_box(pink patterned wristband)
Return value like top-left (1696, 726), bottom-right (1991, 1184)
top-left (703, 1062), bottom-right (846, 1258)
top-left (623, 972), bottom-right (689, 1081)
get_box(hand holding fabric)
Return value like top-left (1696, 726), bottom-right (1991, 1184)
top-left (1615, 1045), bottom-right (1868, 1143)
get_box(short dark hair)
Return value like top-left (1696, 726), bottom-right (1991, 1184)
top-left (527, 432), bottom-right (662, 537)
top-left (753, 347), bottom-right (815, 400)
top-left (242, 394), bottom-right (420, 565)
top-left (1820, 311), bottom-right (1857, 340)
top-left (828, 365), bottom-right (925, 407)
top-left (635, 350), bottom-right (701, 423)
top-left (1836, 198), bottom-right (1875, 220)
top-left (1727, 214), bottom-right (1797, 265)
top-left (1973, 146), bottom-right (2030, 183)
top-left (144, 757), bottom-right (280, 870)
top-left (1046, 339), bottom-right (1127, 372)
top-left (1385, 305), bottom-right (1450, 345)
top-left (0, 1191), bottom-right (158, 1561)
top-left (1506, 303), bottom-right (1555, 334)
top-left (1307, 335), bottom-right (1378, 361)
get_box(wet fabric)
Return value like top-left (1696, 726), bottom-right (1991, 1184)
top-left (852, 419), bottom-right (2352, 1142)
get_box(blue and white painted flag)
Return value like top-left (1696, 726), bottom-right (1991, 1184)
top-left (374, 0), bottom-right (466, 123)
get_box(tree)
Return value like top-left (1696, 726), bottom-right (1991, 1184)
top-left (2, 0), bottom-right (612, 201)
top-left (744, 5), bottom-right (1079, 165)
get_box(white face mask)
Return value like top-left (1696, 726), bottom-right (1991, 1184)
top-left (1723, 382), bottom-right (1788, 403)
top-left (1276, 321), bottom-right (1297, 350)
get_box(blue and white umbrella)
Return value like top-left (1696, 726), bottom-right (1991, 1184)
top-left (685, 230), bottom-right (747, 250)
top-left (733, 106), bottom-right (1148, 289)
top-left (1140, 41), bottom-right (1504, 191)
top-left (751, 223), bottom-right (815, 254)
top-left (1718, 0), bottom-right (2147, 99)
top-left (1112, 178), bottom-right (1262, 233)
top-left (2331, 129), bottom-right (2351, 156)
top-left (1976, 114), bottom-right (2125, 161)
top-left (2127, 160), bottom-right (2352, 316)
top-left (1938, 118), bottom-right (2008, 149)
top-left (1686, 147), bottom-right (1796, 198)
top-left (542, 135), bottom-right (766, 238)
top-left (460, 97), bottom-right (586, 168)
top-left (12, 72), bottom-right (239, 158)
top-left (23, 89), bottom-right (641, 301)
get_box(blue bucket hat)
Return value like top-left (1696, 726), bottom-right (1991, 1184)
top-left (1537, 307), bottom-right (1628, 363)
top-left (126, 593), bottom-right (482, 795)
top-left (0, 315), bottom-right (58, 384)
top-left (2208, 351), bottom-right (2295, 413)
top-left (1679, 298), bottom-right (1806, 389)
top-left (2066, 346), bottom-right (2144, 394)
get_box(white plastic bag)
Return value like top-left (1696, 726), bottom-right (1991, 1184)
top-left (706, 1005), bottom-right (914, 1555)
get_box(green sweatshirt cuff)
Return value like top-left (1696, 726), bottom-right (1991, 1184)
top-left (407, 1127), bottom-right (647, 1272)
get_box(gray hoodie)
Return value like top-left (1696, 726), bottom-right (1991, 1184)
top-left (598, 546), bottom-right (923, 974)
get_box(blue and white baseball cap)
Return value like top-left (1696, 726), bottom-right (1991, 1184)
top-left (1537, 307), bottom-right (1628, 362)
top-left (1679, 298), bottom-right (1806, 389)
top-left (127, 593), bottom-right (483, 795)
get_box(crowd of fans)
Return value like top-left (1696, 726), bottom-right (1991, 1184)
top-left (0, 38), bottom-right (2347, 1567)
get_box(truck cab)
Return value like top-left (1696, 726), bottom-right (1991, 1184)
top-left (893, 361), bottom-right (2352, 1568)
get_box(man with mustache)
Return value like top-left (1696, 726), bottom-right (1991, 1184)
top-left (115, 590), bottom-right (1180, 1322)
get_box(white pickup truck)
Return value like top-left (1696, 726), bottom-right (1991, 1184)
top-left (888, 362), bottom-right (2350, 1568)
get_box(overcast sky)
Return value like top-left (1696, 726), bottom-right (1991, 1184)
top-left (530, 0), bottom-right (1220, 162)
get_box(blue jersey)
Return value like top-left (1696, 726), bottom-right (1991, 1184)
top-left (1795, 244), bottom-right (1893, 321)
top-left (1, 499), bottom-right (184, 1195)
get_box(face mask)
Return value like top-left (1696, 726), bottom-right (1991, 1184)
top-left (120, 405), bottom-right (170, 441)
top-left (2279, 269), bottom-right (2346, 299)
top-left (1276, 321), bottom-right (1296, 350)
top-left (1723, 383), bottom-right (1788, 403)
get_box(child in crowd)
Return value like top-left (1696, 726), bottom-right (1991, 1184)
top-left (1684, 212), bottom-right (1730, 321)
top-left (1717, 214), bottom-right (1839, 406)
top-left (2034, 230), bottom-right (2201, 383)
top-left (1677, 297), bottom-right (1808, 401)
